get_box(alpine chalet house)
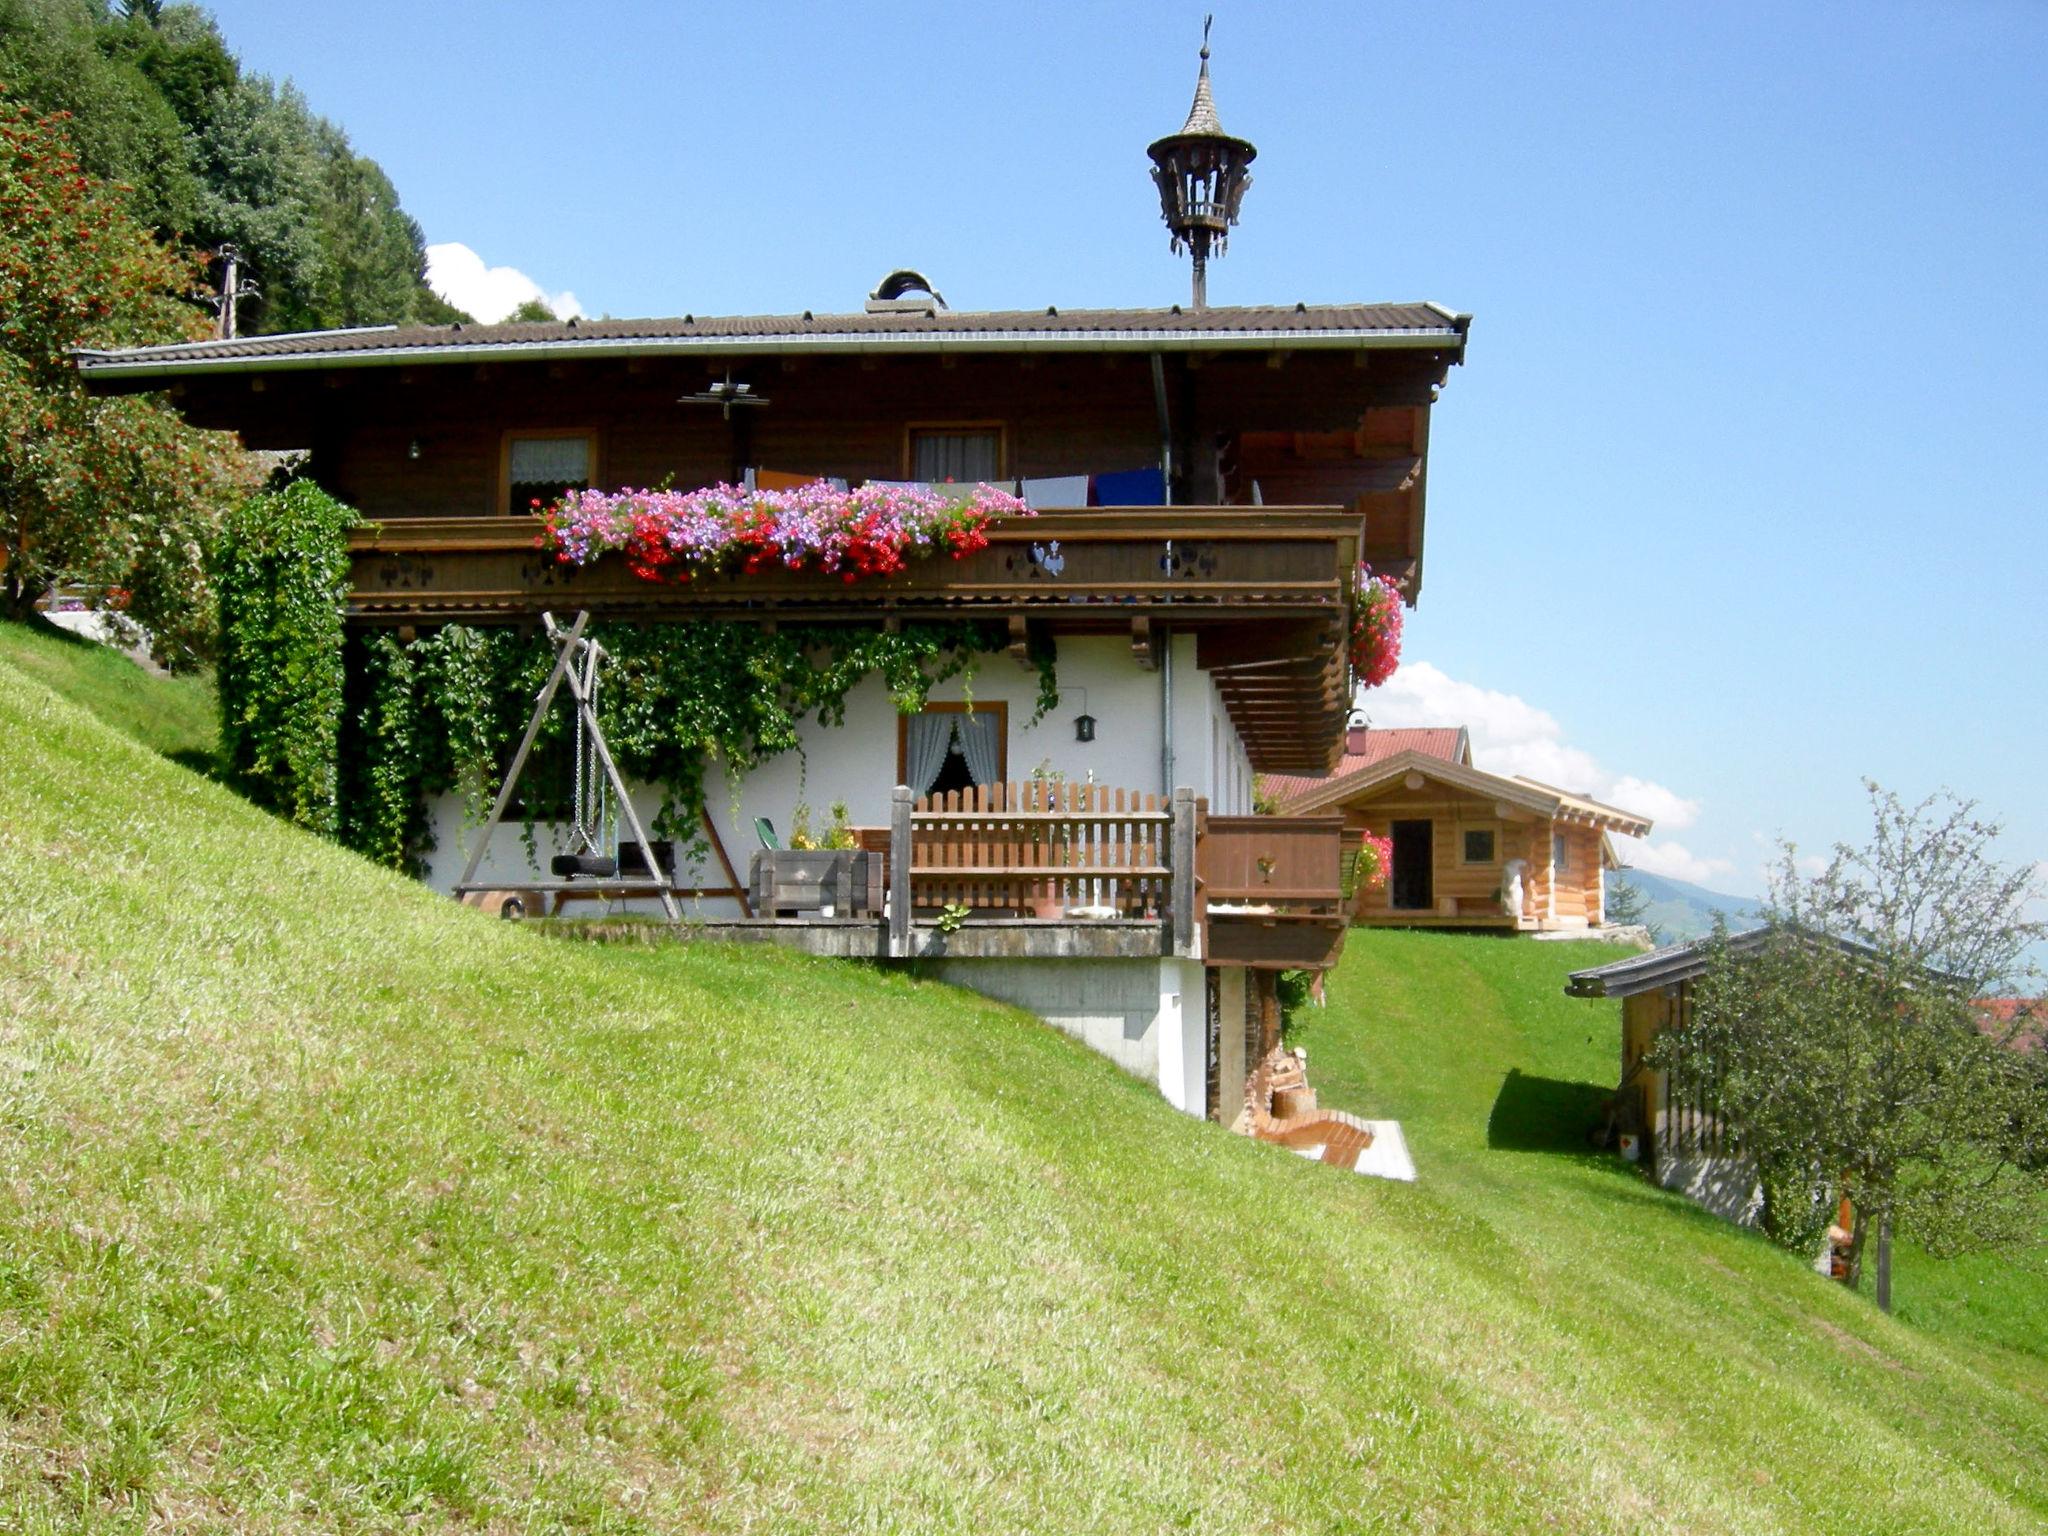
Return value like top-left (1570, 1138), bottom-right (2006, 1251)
top-left (1269, 724), bottom-right (1651, 930)
top-left (74, 40), bottom-right (1470, 1122)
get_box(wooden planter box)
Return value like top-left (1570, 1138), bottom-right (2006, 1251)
top-left (751, 849), bottom-right (880, 918)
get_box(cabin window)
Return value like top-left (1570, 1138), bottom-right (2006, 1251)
top-left (507, 432), bottom-right (593, 512)
top-left (908, 424), bottom-right (1004, 483)
top-left (1462, 827), bottom-right (1497, 864)
top-left (899, 702), bottom-right (1008, 798)
top-left (1553, 830), bottom-right (1569, 873)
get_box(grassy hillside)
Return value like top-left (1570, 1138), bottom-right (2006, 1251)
top-left (0, 616), bottom-right (216, 767)
top-left (3, 635), bottom-right (2046, 1531)
top-left (1291, 930), bottom-right (2048, 1369)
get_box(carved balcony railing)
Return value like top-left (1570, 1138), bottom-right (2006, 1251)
top-left (346, 507), bottom-right (1360, 624)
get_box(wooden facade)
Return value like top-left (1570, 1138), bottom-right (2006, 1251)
top-left (1278, 748), bottom-right (1651, 932)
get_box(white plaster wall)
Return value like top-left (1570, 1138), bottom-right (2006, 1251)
top-left (421, 631), bottom-right (1257, 913)
top-left (929, 955), bottom-right (1209, 1116)
top-left (1656, 1151), bottom-right (1765, 1228)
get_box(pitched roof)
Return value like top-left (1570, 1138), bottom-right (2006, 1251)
top-left (74, 301), bottom-right (1472, 380)
top-left (1269, 745), bottom-right (1653, 837)
top-left (1263, 727), bottom-right (1467, 809)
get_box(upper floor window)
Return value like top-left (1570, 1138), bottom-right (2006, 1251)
top-left (908, 423), bottom-right (1003, 484)
top-left (507, 432), bottom-right (593, 513)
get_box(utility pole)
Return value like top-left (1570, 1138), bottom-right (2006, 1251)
top-left (211, 244), bottom-right (260, 339)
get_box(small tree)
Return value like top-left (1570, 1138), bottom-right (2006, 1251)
top-left (0, 95), bottom-right (248, 661)
top-left (1658, 783), bottom-right (2047, 1308)
top-left (1604, 865), bottom-right (1658, 940)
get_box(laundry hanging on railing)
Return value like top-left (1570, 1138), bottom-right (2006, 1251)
top-left (1090, 467), bottom-right (1166, 506)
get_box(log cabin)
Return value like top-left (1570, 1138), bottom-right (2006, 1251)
top-left (72, 38), bottom-right (1473, 1122)
top-left (1269, 725), bottom-right (1652, 930)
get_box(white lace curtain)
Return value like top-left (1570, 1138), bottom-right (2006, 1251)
top-left (903, 710), bottom-right (1002, 796)
top-left (955, 711), bottom-right (1000, 788)
top-left (904, 713), bottom-right (955, 796)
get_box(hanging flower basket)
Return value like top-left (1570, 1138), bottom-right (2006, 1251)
top-left (1348, 562), bottom-right (1404, 688)
top-left (1346, 828), bottom-right (1394, 898)
top-left (536, 481), bottom-right (1031, 586)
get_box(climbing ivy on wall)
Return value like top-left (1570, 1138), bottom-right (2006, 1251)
top-left (212, 480), bottom-right (357, 834)
top-left (336, 618), bottom-right (1060, 874)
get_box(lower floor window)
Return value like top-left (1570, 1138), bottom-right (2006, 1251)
top-left (900, 705), bottom-right (1007, 796)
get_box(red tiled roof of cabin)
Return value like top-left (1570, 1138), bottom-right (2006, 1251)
top-left (75, 301), bottom-right (1472, 379)
top-left (1974, 998), bottom-right (2044, 1053)
top-left (1263, 726), bottom-right (1469, 810)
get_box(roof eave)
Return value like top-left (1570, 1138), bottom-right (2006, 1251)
top-left (74, 324), bottom-right (1468, 383)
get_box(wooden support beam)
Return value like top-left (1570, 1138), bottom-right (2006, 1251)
top-left (1131, 615), bottom-right (1157, 671)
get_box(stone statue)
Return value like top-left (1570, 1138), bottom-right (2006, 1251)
top-left (1501, 858), bottom-right (1527, 918)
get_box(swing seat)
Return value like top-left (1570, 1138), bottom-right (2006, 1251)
top-left (551, 853), bottom-right (619, 879)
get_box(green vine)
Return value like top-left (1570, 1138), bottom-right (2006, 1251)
top-left (213, 480), bottom-right (357, 834)
top-left (335, 618), bottom-right (1059, 872)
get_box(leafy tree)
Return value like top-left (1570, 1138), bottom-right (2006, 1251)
top-left (1657, 783), bottom-right (2047, 1308)
top-left (0, 0), bottom-right (199, 233)
top-left (506, 297), bottom-right (557, 323)
top-left (2, 1), bottom-right (472, 333)
top-left (0, 94), bottom-right (247, 661)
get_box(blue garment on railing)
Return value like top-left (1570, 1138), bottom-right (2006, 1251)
top-left (1090, 467), bottom-right (1166, 506)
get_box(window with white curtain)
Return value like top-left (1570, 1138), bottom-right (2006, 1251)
top-left (508, 433), bottom-right (592, 512)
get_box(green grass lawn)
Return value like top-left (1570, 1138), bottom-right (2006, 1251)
top-left (0, 615), bottom-right (216, 767)
top-left (3, 628), bottom-right (2047, 1531)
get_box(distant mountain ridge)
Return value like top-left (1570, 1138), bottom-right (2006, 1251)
top-left (1613, 868), bottom-right (1763, 943)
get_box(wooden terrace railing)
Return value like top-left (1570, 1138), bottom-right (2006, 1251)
top-left (867, 783), bottom-right (1350, 969)
top-left (1195, 812), bottom-right (1353, 971)
top-left (886, 783), bottom-right (1199, 956)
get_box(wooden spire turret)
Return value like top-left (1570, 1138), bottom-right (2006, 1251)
top-left (1147, 17), bottom-right (1257, 310)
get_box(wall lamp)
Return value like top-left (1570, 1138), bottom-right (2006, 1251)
top-left (1072, 688), bottom-right (1095, 743)
top-left (406, 438), bottom-right (423, 461)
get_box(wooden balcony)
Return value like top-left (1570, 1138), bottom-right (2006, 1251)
top-left (1196, 813), bottom-right (1353, 972)
top-left (347, 506), bottom-right (1362, 773)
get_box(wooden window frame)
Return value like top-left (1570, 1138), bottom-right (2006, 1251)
top-left (1459, 823), bottom-right (1500, 866)
top-left (1552, 828), bottom-right (1570, 876)
top-left (499, 427), bottom-right (603, 516)
top-left (896, 700), bottom-right (1009, 788)
top-left (902, 420), bottom-right (1009, 481)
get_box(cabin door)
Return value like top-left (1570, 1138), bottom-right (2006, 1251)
top-left (1390, 819), bottom-right (1433, 910)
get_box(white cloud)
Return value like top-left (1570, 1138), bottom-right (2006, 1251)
top-left (1611, 834), bottom-right (1737, 884)
top-left (1361, 659), bottom-right (1728, 884)
top-left (425, 242), bottom-right (583, 324)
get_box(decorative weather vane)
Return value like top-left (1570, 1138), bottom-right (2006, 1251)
top-left (1146, 15), bottom-right (1257, 309)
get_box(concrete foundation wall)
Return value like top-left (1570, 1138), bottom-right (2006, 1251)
top-left (928, 955), bottom-right (1209, 1116)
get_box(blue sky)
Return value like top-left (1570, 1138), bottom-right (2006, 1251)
top-left (205, 0), bottom-right (2048, 897)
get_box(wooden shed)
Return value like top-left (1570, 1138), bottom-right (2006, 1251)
top-left (1273, 733), bottom-right (1651, 931)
